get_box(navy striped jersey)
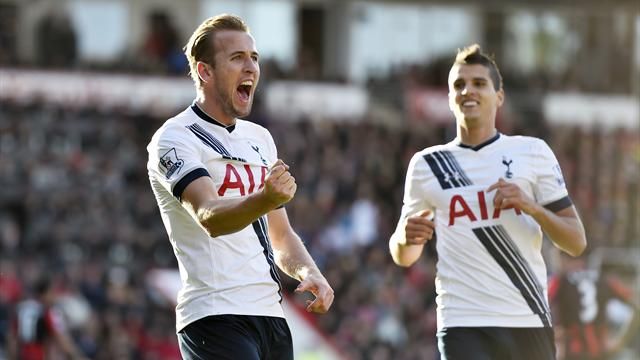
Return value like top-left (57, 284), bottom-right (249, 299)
top-left (399, 133), bottom-right (571, 330)
top-left (147, 103), bottom-right (283, 332)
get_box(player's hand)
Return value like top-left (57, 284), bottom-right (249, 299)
top-left (262, 159), bottom-right (297, 207)
top-left (401, 209), bottom-right (434, 246)
top-left (295, 273), bottom-right (334, 314)
top-left (487, 178), bottom-right (538, 215)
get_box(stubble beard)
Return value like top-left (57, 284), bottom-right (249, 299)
top-left (216, 84), bottom-right (251, 120)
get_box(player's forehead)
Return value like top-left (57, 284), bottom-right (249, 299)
top-left (213, 30), bottom-right (257, 56)
top-left (448, 63), bottom-right (492, 84)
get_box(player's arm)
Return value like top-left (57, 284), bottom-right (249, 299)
top-left (267, 208), bottom-right (334, 313)
top-left (182, 160), bottom-right (295, 237)
top-left (503, 181), bottom-right (586, 256)
top-left (389, 153), bottom-right (435, 267)
top-left (530, 204), bottom-right (586, 256)
top-left (389, 209), bottom-right (434, 267)
top-left (488, 178), bottom-right (586, 256)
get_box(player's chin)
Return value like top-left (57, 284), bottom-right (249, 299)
top-left (234, 104), bottom-right (252, 118)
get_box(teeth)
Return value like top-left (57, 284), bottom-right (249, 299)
top-left (462, 101), bottom-right (478, 106)
top-left (240, 80), bottom-right (253, 86)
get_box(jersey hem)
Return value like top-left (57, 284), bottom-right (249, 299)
top-left (437, 314), bottom-right (545, 331)
top-left (176, 307), bottom-right (285, 333)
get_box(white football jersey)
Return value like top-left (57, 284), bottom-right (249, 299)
top-left (400, 133), bottom-right (571, 330)
top-left (147, 103), bottom-right (284, 332)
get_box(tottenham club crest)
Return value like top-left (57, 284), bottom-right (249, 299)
top-left (251, 144), bottom-right (268, 166)
top-left (159, 148), bottom-right (184, 179)
top-left (502, 156), bottom-right (513, 179)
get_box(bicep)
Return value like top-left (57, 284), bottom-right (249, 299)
top-left (180, 176), bottom-right (219, 214)
top-left (553, 205), bottom-right (580, 220)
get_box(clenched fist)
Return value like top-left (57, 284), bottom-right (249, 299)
top-left (262, 159), bottom-right (297, 207)
top-left (401, 209), bottom-right (435, 246)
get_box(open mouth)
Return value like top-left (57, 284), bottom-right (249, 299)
top-left (237, 81), bottom-right (253, 102)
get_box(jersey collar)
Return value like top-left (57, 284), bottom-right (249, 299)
top-left (190, 102), bottom-right (236, 133)
top-left (457, 132), bottom-right (501, 151)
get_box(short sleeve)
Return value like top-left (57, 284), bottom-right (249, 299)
top-left (533, 139), bottom-right (572, 212)
top-left (399, 152), bottom-right (435, 220)
top-left (147, 124), bottom-right (210, 199)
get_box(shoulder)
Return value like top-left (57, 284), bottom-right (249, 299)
top-left (406, 143), bottom-right (453, 173)
top-left (147, 111), bottom-right (195, 150)
top-left (236, 119), bottom-right (272, 136)
top-left (501, 134), bottom-right (549, 149)
top-left (413, 143), bottom-right (453, 158)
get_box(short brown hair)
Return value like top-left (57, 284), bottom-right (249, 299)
top-left (453, 44), bottom-right (503, 91)
top-left (184, 14), bottom-right (250, 86)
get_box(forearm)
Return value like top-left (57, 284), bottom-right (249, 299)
top-left (530, 205), bottom-right (586, 256)
top-left (273, 232), bottom-right (321, 281)
top-left (197, 192), bottom-right (278, 237)
top-left (389, 231), bottom-right (424, 267)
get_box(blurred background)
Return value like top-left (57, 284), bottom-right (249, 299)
top-left (0, 0), bottom-right (638, 359)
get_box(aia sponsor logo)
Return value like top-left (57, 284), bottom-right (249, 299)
top-left (449, 191), bottom-right (521, 226)
top-left (218, 163), bottom-right (268, 196)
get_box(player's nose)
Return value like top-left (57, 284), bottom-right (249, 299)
top-left (244, 58), bottom-right (259, 74)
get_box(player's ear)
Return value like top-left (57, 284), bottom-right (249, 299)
top-left (496, 88), bottom-right (505, 107)
top-left (196, 61), bottom-right (213, 84)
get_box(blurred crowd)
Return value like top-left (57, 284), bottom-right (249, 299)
top-left (0, 92), bottom-right (638, 358)
top-left (0, 6), bottom-right (638, 360)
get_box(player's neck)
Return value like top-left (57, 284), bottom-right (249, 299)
top-left (457, 126), bottom-right (497, 147)
top-left (195, 96), bottom-right (236, 127)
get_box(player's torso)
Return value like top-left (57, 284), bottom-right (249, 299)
top-left (423, 136), bottom-right (543, 247)
top-left (418, 135), bottom-right (551, 328)
top-left (153, 110), bottom-right (284, 329)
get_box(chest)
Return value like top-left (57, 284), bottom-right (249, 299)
top-left (189, 125), bottom-right (272, 198)
top-left (422, 149), bottom-right (538, 223)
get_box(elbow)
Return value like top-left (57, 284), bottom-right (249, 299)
top-left (197, 210), bottom-right (225, 238)
top-left (204, 227), bottom-right (223, 238)
top-left (565, 236), bottom-right (587, 257)
top-left (570, 241), bottom-right (587, 257)
top-left (394, 258), bottom-right (417, 268)
top-left (390, 251), bottom-right (418, 268)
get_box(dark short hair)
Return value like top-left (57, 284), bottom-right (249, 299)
top-left (453, 44), bottom-right (503, 91)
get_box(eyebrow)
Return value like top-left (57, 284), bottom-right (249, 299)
top-left (229, 50), bottom-right (259, 58)
top-left (453, 76), bottom-right (489, 84)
